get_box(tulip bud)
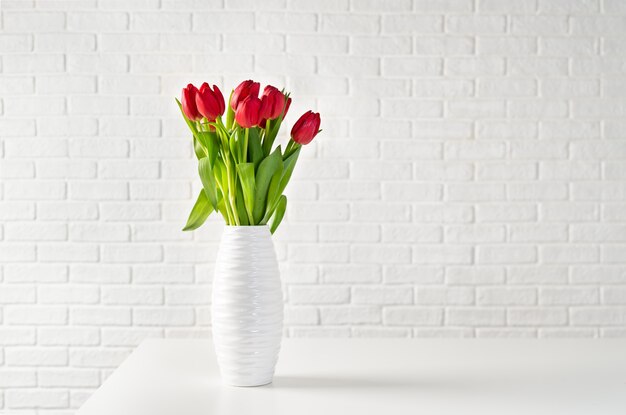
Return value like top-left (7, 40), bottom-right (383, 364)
top-left (230, 80), bottom-right (260, 111)
top-left (235, 95), bottom-right (262, 128)
top-left (260, 85), bottom-right (286, 121)
top-left (284, 97), bottom-right (292, 118)
top-left (291, 111), bottom-right (321, 145)
top-left (195, 82), bottom-right (225, 122)
top-left (181, 84), bottom-right (202, 121)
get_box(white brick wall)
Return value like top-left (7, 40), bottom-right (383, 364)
top-left (1, 0), bottom-right (626, 411)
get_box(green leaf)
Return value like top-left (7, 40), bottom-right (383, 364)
top-left (214, 187), bottom-right (229, 223)
top-left (198, 157), bottom-right (218, 211)
top-left (262, 146), bottom-right (301, 223)
top-left (226, 91), bottom-right (235, 130)
top-left (229, 131), bottom-right (238, 162)
top-left (235, 183), bottom-right (249, 226)
top-left (278, 145), bottom-right (301, 196)
top-left (253, 147), bottom-right (283, 224)
top-left (248, 127), bottom-right (264, 168)
top-left (193, 136), bottom-right (205, 160)
top-left (238, 127), bottom-right (248, 163)
top-left (236, 162), bottom-right (256, 224)
top-left (264, 161), bottom-right (285, 221)
top-left (216, 196), bottom-right (229, 222)
top-left (176, 98), bottom-right (204, 144)
top-left (269, 195), bottom-right (287, 234)
top-left (262, 117), bottom-right (281, 155)
top-left (198, 131), bottom-right (218, 166)
top-left (182, 190), bottom-right (213, 231)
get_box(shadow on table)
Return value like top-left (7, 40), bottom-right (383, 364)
top-left (270, 373), bottom-right (556, 391)
top-left (271, 375), bottom-right (455, 390)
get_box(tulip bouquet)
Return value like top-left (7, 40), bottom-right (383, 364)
top-left (177, 80), bottom-right (321, 233)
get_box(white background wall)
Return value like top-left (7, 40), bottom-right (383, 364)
top-left (1, 0), bottom-right (626, 411)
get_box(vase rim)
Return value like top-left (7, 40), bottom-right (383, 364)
top-left (222, 225), bottom-right (270, 232)
top-left (224, 225), bottom-right (269, 228)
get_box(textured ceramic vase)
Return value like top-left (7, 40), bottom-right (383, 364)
top-left (211, 225), bottom-right (283, 387)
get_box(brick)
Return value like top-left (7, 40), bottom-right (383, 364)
top-left (68, 12), bottom-right (129, 31)
top-left (447, 308), bottom-right (505, 326)
top-left (319, 224), bottom-right (380, 242)
top-left (321, 264), bottom-right (381, 283)
top-left (477, 245), bottom-right (537, 264)
top-left (320, 306), bottom-right (381, 325)
top-left (68, 54), bottom-right (128, 73)
top-left (0, 285), bottom-right (36, 304)
top-left (71, 348), bottom-right (131, 367)
top-left (540, 287), bottom-right (599, 305)
top-left (385, 265), bottom-right (444, 284)
top-left (38, 283), bottom-right (99, 305)
top-left (323, 14), bottom-right (380, 34)
top-left (351, 244), bottom-right (411, 264)
top-left (511, 16), bottom-right (568, 35)
top-left (447, 267), bottom-right (505, 285)
top-left (353, 36), bottom-right (411, 56)
top-left (3, 12), bottom-right (65, 31)
top-left (289, 286), bottom-right (350, 304)
top-left (6, 390), bottom-right (68, 409)
top-left (102, 328), bottom-right (163, 346)
top-left (382, 15), bottom-right (442, 34)
top-left (39, 369), bottom-right (101, 387)
top-left (131, 12), bottom-right (191, 32)
top-left (413, 246), bottom-right (473, 265)
top-left (417, 287), bottom-right (474, 305)
top-left (479, 0), bottom-right (536, 13)
top-left (71, 307), bottom-right (131, 326)
top-left (5, 306), bottom-right (67, 325)
top-left (415, 0), bottom-right (473, 12)
top-left (288, 0), bottom-right (348, 11)
top-left (538, 0), bottom-right (599, 13)
top-left (445, 225), bottom-right (505, 243)
top-left (478, 288), bottom-right (537, 306)
top-left (35, 33), bottom-right (96, 52)
top-left (352, 203), bottom-right (411, 223)
top-left (383, 307), bottom-right (443, 326)
top-left (448, 16), bottom-right (506, 34)
top-left (352, 286), bottom-right (413, 305)
top-left (4, 264), bottom-right (68, 283)
top-left (382, 224), bottom-right (442, 243)
top-left (0, 34), bottom-right (33, 52)
top-left (4, 54), bottom-right (65, 73)
top-left (6, 347), bottom-right (68, 367)
top-left (602, 287), bottom-right (626, 305)
top-left (542, 245), bottom-right (599, 264)
top-left (571, 308), bottom-right (626, 326)
top-left (0, 328), bottom-right (36, 346)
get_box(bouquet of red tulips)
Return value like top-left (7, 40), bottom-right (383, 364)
top-left (177, 80), bottom-right (322, 233)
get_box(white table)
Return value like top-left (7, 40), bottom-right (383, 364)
top-left (78, 339), bottom-right (626, 415)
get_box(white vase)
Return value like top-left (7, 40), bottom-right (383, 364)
top-left (211, 225), bottom-right (283, 387)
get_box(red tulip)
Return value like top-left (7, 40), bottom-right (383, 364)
top-left (181, 84), bottom-right (202, 121)
top-left (195, 82), bottom-right (225, 122)
top-left (260, 86), bottom-right (287, 121)
top-left (291, 111), bottom-right (321, 145)
top-left (235, 95), bottom-right (262, 128)
top-left (230, 80), bottom-right (260, 110)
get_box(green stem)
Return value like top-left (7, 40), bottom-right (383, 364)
top-left (243, 128), bottom-right (249, 163)
top-left (225, 162), bottom-right (240, 226)
top-left (215, 180), bottom-right (234, 225)
top-left (285, 139), bottom-right (299, 157)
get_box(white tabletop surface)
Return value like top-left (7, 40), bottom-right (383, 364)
top-left (78, 338), bottom-right (626, 415)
